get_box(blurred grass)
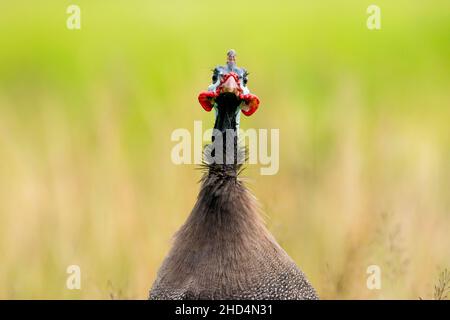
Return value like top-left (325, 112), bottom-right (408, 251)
top-left (0, 0), bottom-right (449, 299)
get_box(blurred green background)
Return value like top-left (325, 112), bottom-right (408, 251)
top-left (0, 0), bottom-right (449, 299)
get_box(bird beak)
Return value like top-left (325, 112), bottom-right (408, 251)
top-left (220, 75), bottom-right (240, 96)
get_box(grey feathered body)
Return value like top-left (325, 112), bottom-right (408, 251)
top-left (149, 168), bottom-right (318, 300)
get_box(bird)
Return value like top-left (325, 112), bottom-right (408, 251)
top-left (149, 50), bottom-right (318, 300)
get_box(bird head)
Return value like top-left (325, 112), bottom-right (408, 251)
top-left (198, 50), bottom-right (260, 118)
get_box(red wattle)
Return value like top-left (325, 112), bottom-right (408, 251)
top-left (198, 91), bottom-right (217, 112)
top-left (240, 94), bottom-right (260, 116)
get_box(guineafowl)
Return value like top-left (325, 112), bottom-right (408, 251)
top-left (149, 50), bottom-right (318, 300)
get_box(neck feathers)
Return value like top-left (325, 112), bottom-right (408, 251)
top-left (205, 92), bottom-right (242, 175)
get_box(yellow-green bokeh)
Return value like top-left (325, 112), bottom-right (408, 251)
top-left (0, 0), bottom-right (449, 299)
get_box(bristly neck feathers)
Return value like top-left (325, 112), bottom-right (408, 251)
top-left (184, 92), bottom-right (259, 232)
top-left (182, 91), bottom-right (253, 233)
top-left (207, 92), bottom-right (243, 177)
